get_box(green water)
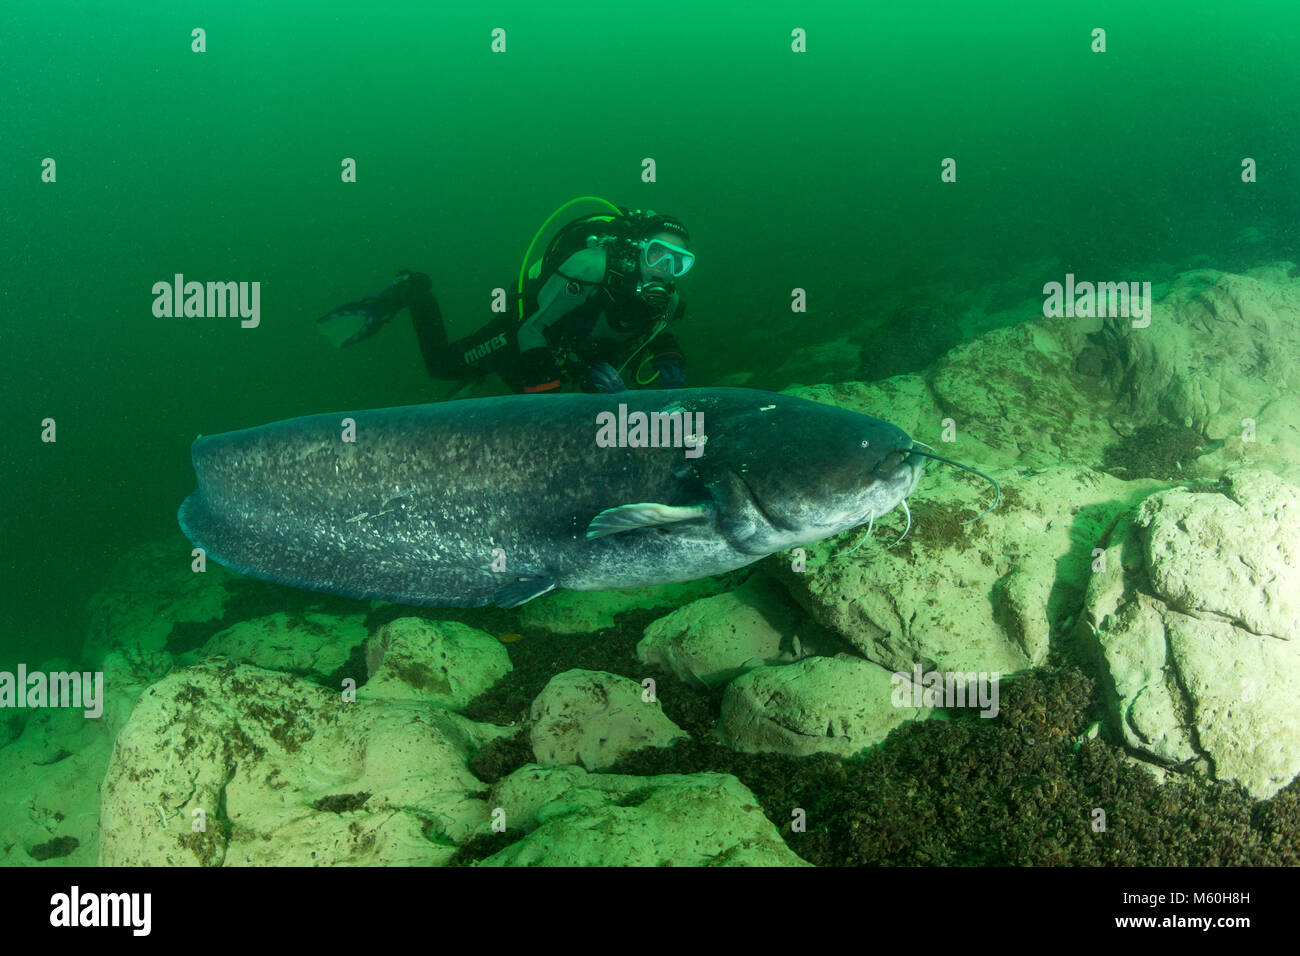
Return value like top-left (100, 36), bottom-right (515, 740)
top-left (1, 0), bottom-right (1295, 660)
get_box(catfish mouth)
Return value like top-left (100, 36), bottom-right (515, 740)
top-left (708, 438), bottom-right (998, 556)
top-left (871, 445), bottom-right (925, 497)
top-left (720, 449), bottom-right (918, 554)
top-left (837, 443), bottom-right (999, 558)
top-left (868, 443), bottom-right (1001, 530)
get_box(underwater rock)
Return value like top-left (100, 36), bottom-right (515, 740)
top-left (1140, 471), bottom-right (1297, 640)
top-left (0, 656), bottom-right (114, 865)
top-left (637, 576), bottom-right (814, 688)
top-left (84, 539), bottom-right (235, 671)
top-left (1083, 266), bottom-right (1300, 483)
top-left (99, 660), bottom-right (512, 865)
top-left (913, 266), bottom-right (1300, 477)
top-left (803, 273), bottom-right (1292, 477)
top-left (528, 669), bottom-right (686, 771)
top-left (779, 267), bottom-right (1300, 680)
top-left (924, 313), bottom-right (1115, 469)
top-left (476, 764), bottom-right (809, 866)
top-left (95, 650), bottom-right (166, 741)
top-left (772, 462), bottom-right (1155, 678)
top-left (719, 655), bottom-right (930, 757)
top-left (186, 610), bottom-right (367, 678)
top-left (858, 305), bottom-right (963, 383)
top-left (1080, 469), bottom-right (1300, 798)
top-left (993, 565), bottom-right (1053, 663)
top-left (771, 334), bottom-right (863, 387)
top-left (360, 617), bottom-right (512, 709)
top-left (0, 739), bottom-right (102, 865)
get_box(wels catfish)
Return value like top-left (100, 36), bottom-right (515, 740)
top-left (178, 387), bottom-right (996, 608)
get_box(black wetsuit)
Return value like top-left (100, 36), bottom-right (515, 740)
top-left (405, 247), bottom-right (686, 393)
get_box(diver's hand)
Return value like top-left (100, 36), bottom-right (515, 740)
top-left (654, 355), bottom-right (686, 388)
top-left (587, 362), bottom-right (627, 393)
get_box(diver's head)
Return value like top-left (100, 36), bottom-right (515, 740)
top-left (628, 211), bottom-right (693, 284)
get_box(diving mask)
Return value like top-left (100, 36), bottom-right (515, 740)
top-left (642, 238), bottom-right (695, 278)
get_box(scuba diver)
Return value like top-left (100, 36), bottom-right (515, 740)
top-left (316, 198), bottom-right (695, 393)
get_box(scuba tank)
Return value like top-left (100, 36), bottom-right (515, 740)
top-left (517, 196), bottom-right (621, 321)
top-left (516, 198), bottom-right (681, 323)
top-left (514, 198), bottom-right (686, 385)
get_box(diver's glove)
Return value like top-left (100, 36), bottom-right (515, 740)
top-left (654, 355), bottom-right (686, 388)
top-left (586, 361), bottom-right (628, 394)
top-left (316, 270), bottom-right (421, 347)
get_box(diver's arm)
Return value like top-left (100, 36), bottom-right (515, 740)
top-left (517, 248), bottom-right (605, 392)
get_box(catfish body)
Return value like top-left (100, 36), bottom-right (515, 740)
top-left (178, 388), bottom-right (922, 607)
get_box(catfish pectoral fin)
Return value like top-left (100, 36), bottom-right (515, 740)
top-left (585, 502), bottom-right (713, 539)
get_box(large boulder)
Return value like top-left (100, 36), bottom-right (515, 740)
top-left (475, 764), bottom-right (809, 866)
top-left (99, 661), bottom-right (512, 865)
top-left (84, 539), bottom-right (235, 671)
top-left (719, 655), bottom-right (931, 757)
top-left (1084, 265), bottom-right (1300, 483)
top-left (637, 576), bottom-right (831, 688)
top-left (360, 618), bottom-right (512, 709)
top-left (796, 265), bottom-right (1300, 481)
top-left (770, 265), bottom-right (1300, 679)
top-left (529, 669), bottom-right (687, 771)
top-left (186, 610), bottom-right (368, 678)
top-left (773, 462), bottom-right (1159, 678)
top-left (1079, 470), bottom-right (1300, 797)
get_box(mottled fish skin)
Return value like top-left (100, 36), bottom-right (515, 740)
top-left (178, 387), bottom-right (923, 607)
